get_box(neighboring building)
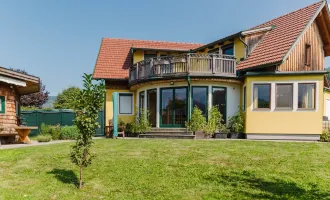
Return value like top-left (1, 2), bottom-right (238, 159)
top-left (0, 67), bottom-right (40, 133)
top-left (93, 1), bottom-right (330, 140)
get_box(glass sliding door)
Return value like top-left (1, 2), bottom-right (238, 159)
top-left (192, 86), bottom-right (208, 116)
top-left (160, 87), bottom-right (187, 127)
top-left (147, 89), bottom-right (157, 127)
top-left (174, 88), bottom-right (187, 126)
top-left (161, 89), bottom-right (173, 126)
top-left (212, 87), bottom-right (227, 123)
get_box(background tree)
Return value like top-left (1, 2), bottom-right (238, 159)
top-left (10, 68), bottom-right (49, 108)
top-left (53, 86), bottom-right (81, 109)
top-left (70, 74), bottom-right (105, 189)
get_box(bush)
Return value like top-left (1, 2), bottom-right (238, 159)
top-left (131, 108), bottom-right (151, 135)
top-left (321, 130), bottom-right (330, 142)
top-left (60, 126), bottom-right (79, 140)
top-left (204, 106), bottom-right (228, 136)
top-left (186, 106), bottom-right (206, 133)
top-left (40, 123), bottom-right (61, 140)
top-left (36, 135), bottom-right (52, 142)
top-left (227, 107), bottom-right (245, 133)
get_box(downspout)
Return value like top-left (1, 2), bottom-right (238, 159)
top-left (238, 33), bottom-right (248, 59)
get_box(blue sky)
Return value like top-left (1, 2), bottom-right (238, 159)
top-left (0, 0), bottom-right (327, 95)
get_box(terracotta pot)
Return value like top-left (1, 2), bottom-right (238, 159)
top-left (214, 132), bottom-right (229, 139)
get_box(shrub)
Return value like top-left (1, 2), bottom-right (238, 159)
top-left (321, 130), bottom-right (330, 142)
top-left (204, 106), bottom-right (228, 136)
top-left (186, 106), bottom-right (206, 133)
top-left (60, 126), bottom-right (79, 140)
top-left (131, 108), bottom-right (151, 135)
top-left (36, 135), bottom-right (52, 142)
top-left (227, 107), bottom-right (245, 133)
top-left (40, 123), bottom-right (61, 140)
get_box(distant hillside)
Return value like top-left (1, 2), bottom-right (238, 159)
top-left (42, 96), bottom-right (56, 109)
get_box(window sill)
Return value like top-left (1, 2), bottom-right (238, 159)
top-left (274, 108), bottom-right (293, 111)
top-left (296, 109), bottom-right (316, 112)
top-left (252, 109), bottom-right (271, 112)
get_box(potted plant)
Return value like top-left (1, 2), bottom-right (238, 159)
top-left (227, 107), bottom-right (245, 139)
top-left (186, 106), bottom-right (206, 139)
top-left (214, 123), bottom-right (230, 139)
top-left (204, 106), bottom-right (224, 139)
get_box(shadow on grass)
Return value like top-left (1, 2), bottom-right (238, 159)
top-left (48, 168), bottom-right (79, 188)
top-left (204, 171), bottom-right (329, 199)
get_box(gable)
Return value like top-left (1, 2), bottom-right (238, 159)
top-left (279, 21), bottom-right (324, 71)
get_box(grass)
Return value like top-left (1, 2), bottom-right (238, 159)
top-left (0, 139), bottom-right (330, 199)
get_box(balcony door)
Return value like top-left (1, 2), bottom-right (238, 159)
top-left (212, 87), bottom-right (227, 123)
top-left (160, 87), bottom-right (187, 127)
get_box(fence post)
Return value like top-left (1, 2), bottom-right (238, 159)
top-left (186, 54), bottom-right (190, 74)
top-left (212, 54), bottom-right (215, 74)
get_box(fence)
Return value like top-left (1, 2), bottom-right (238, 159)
top-left (21, 109), bottom-right (104, 136)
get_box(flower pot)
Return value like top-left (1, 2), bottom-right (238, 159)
top-left (204, 134), bottom-right (211, 139)
top-left (229, 132), bottom-right (247, 139)
top-left (214, 132), bottom-right (229, 139)
top-left (195, 130), bottom-right (204, 139)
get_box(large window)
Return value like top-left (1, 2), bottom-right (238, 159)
top-left (222, 44), bottom-right (234, 56)
top-left (276, 84), bottom-right (293, 109)
top-left (192, 87), bottom-right (208, 115)
top-left (0, 96), bottom-right (5, 114)
top-left (147, 89), bottom-right (157, 127)
top-left (212, 87), bottom-right (227, 123)
top-left (119, 93), bottom-right (133, 114)
top-left (253, 84), bottom-right (271, 109)
top-left (298, 83), bottom-right (315, 109)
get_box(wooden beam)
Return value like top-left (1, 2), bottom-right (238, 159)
top-left (317, 11), bottom-right (330, 45)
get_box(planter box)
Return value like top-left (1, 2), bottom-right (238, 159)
top-left (214, 132), bottom-right (229, 139)
top-left (195, 130), bottom-right (204, 139)
top-left (229, 132), bottom-right (247, 139)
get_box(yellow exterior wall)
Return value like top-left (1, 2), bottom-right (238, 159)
top-left (105, 89), bottom-right (136, 125)
top-left (133, 51), bottom-right (144, 64)
top-left (323, 89), bottom-right (330, 116)
top-left (245, 75), bottom-right (324, 135)
top-left (234, 37), bottom-right (245, 63)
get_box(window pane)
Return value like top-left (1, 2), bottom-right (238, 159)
top-left (212, 87), bottom-right (227, 123)
top-left (119, 94), bottom-right (132, 114)
top-left (276, 84), bottom-right (293, 109)
top-left (139, 91), bottom-right (145, 109)
top-left (298, 83), bottom-right (315, 109)
top-left (253, 84), bottom-right (270, 109)
top-left (222, 45), bottom-right (234, 55)
top-left (192, 87), bottom-right (207, 115)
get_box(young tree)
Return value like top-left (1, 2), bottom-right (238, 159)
top-left (53, 86), bottom-right (81, 109)
top-left (9, 68), bottom-right (49, 108)
top-left (70, 74), bottom-right (105, 189)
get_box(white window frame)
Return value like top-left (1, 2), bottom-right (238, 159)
top-left (251, 81), bottom-right (318, 112)
top-left (118, 92), bottom-right (134, 115)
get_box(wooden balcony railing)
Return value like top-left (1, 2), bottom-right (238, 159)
top-left (129, 53), bottom-right (237, 84)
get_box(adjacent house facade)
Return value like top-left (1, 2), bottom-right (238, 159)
top-left (93, 1), bottom-right (330, 140)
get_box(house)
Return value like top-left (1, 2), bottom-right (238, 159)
top-left (93, 1), bottom-right (330, 140)
top-left (0, 67), bottom-right (40, 143)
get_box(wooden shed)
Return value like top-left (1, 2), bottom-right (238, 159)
top-left (0, 67), bottom-right (40, 143)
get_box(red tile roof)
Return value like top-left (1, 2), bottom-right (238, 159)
top-left (93, 38), bottom-right (203, 79)
top-left (237, 1), bottom-right (324, 70)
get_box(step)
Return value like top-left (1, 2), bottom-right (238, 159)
top-left (151, 128), bottom-right (188, 132)
top-left (139, 134), bottom-right (195, 139)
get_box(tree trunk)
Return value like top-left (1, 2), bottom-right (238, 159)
top-left (79, 166), bottom-right (83, 189)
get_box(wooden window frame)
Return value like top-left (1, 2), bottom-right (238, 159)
top-left (119, 93), bottom-right (133, 115)
top-left (253, 84), bottom-right (271, 110)
top-left (275, 83), bottom-right (294, 110)
top-left (305, 44), bottom-right (311, 67)
top-left (297, 83), bottom-right (316, 110)
top-left (0, 96), bottom-right (5, 114)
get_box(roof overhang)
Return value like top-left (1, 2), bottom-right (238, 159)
top-left (0, 67), bottom-right (40, 95)
top-left (131, 47), bottom-right (190, 53)
top-left (192, 32), bottom-right (241, 52)
top-left (241, 26), bottom-right (275, 36)
top-left (245, 70), bottom-right (328, 77)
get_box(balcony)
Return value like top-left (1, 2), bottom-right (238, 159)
top-left (129, 53), bottom-right (237, 84)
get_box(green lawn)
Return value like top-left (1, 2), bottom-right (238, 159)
top-left (0, 139), bottom-right (330, 200)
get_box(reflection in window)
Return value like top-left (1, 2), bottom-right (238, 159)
top-left (276, 84), bottom-right (293, 109)
top-left (119, 93), bottom-right (133, 114)
top-left (253, 84), bottom-right (270, 109)
top-left (192, 87), bottom-right (208, 115)
top-left (298, 83), bottom-right (315, 109)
